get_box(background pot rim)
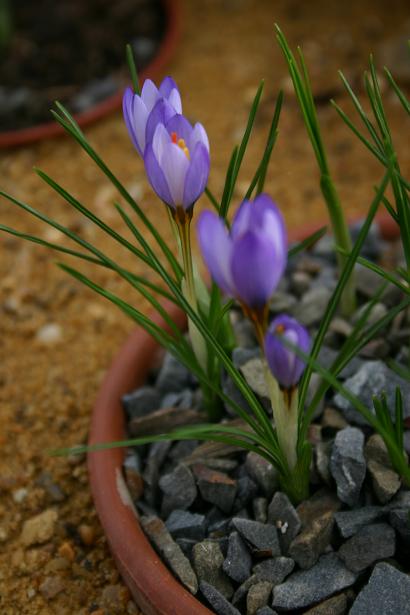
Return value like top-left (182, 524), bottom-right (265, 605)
top-left (87, 212), bottom-right (399, 615)
top-left (0, 0), bottom-right (181, 149)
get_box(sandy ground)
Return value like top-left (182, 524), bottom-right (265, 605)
top-left (0, 0), bottom-right (409, 613)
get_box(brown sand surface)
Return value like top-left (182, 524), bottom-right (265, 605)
top-left (0, 0), bottom-right (409, 613)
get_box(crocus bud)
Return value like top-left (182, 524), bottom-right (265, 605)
top-left (144, 114), bottom-right (210, 211)
top-left (197, 194), bottom-right (287, 309)
top-left (123, 76), bottom-right (182, 156)
top-left (265, 314), bottom-right (310, 389)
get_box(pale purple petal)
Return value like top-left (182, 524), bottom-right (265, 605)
top-left (145, 99), bottom-right (178, 148)
top-left (190, 122), bottom-right (210, 152)
top-left (152, 123), bottom-right (171, 161)
top-left (160, 143), bottom-right (190, 207)
top-left (231, 199), bottom-right (253, 239)
top-left (182, 142), bottom-right (210, 209)
top-left (231, 231), bottom-right (283, 308)
top-left (144, 143), bottom-right (174, 208)
top-left (168, 88), bottom-right (182, 114)
top-left (122, 88), bottom-right (142, 154)
top-left (140, 79), bottom-right (159, 111)
top-left (197, 211), bottom-right (235, 295)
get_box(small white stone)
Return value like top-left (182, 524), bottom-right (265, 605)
top-left (13, 488), bottom-right (28, 503)
top-left (27, 587), bottom-right (36, 599)
top-left (36, 323), bottom-right (62, 344)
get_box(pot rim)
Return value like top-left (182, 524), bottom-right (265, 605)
top-left (0, 0), bottom-right (181, 149)
top-left (87, 212), bottom-right (399, 614)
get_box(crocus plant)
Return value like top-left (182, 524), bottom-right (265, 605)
top-left (1, 31), bottom-right (410, 504)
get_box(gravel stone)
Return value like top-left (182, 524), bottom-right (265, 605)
top-left (350, 562), bottom-right (410, 614)
top-left (121, 386), bottom-right (161, 419)
top-left (156, 353), bottom-right (193, 394)
top-left (161, 388), bottom-right (195, 409)
top-left (289, 509), bottom-right (334, 569)
top-left (333, 361), bottom-right (410, 425)
top-left (240, 357), bottom-right (269, 398)
top-left (232, 347), bottom-right (260, 368)
top-left (141, 515), bottom-right (197, 594)
top-left (159, 463), bottom-right (197, 516)
top-left (193, 540), bottom-right (234, 598)
top-left (334, 506), bottom-right (384, 538)
top-left (39, 576), bottom-right (66, 600)
top-left (269, 291), bottom-right (297, 314)
top-left (256, 608), bottom-right (278, 615)
top-left (223, 532), bottom-right (252, 583)
top-left (247, 581), bottom-right (274, 615)
top-left (303, 592), bottom-right (348, 615)
top-left (233, 475), bottom-right (259, 512)
top-left (232, 517), bottom-right (280, 557)
top-left (193, 464), bottom-right (237, 513)
top-left (365, 434), bottom-right (401, 503)
top-left (272, 553), bottom-right (358, 611)
top-left (165, 509), bottom-right (206, 541)
top-left (293, 287), bottom-right (332, 327)
top-left (330, 427), bottom-right (366, 506)
top-left (252, 557), bottom-right (295, 585)
top-left (268, 492), bottom-right (301, 554)
top-left (245, 452), bottom-right (279, 498)
top-left (338, 523), bottom-right (396, 573)
top-left (253, 498), bottom-right (268, 523)
top-left (20, 509), bottom-right (58, 546)
top-left (200, 581), bottom-right (241, 615)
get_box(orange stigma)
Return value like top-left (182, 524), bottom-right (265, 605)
top-left (171, 131), bottom-right (190, 159)
top-left (275, 323), bottom-right (286, 334)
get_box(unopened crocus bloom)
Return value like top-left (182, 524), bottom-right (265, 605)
top-left (123, 76), bottom-right (182, 156)
top-left (144, 114), bottom-right (210, 212)
top-left (197, 194), bottom-right (287, 310)
top-left (265, 314), bottom-right (310, 389)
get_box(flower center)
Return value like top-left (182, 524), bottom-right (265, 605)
top-left (171, 131), bottom-right (190, 159)
top-left (275, 324), bottom-right (285, 334)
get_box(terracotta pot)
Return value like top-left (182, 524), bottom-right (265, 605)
top-left (88, 213), bottom-right (399, 614)
top-left (0, 0), bottom-right (181, 149)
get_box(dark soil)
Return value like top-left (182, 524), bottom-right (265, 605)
top-left (0, 0), bottom-right (167, 131)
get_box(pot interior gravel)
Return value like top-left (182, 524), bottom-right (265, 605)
top-left (121, 222), bottom-right (410, 615)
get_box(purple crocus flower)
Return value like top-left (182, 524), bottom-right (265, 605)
top-left (265, 314), bottom-right (310, 389)
top-left (197, 194), bottom-right (287, 309)
top-left (144, 113), bottom-right (210, 211)
top-left (123, 76), bottom-right (182, 156)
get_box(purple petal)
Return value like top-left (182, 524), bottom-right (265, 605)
top-left (231, 199), bottom-right (253, 239)
top-left (159, 76), bottom-right (179, 97)
top-left (144, 143), bottom-right (174, 208)
top-left (160, 143), bottom-right (190, 207)
top-left (231, 231), bottom-right (284, 308)
top-left (140, 79), bottom-right (159, 111)
top-left (145, 99), bottom-right (178, 149)
top-left (190, 123), bottom-right (210, 152)
top-left (197, 211), bottom-right (235, 296)
top-left (168, 88), bottom-right (182, 114)
top-left (182, 142), bottom-right (210, 209)
top-left (122, 88), bottom-right (142, 155)
top-left (152, 123), bottom-right (171, 161)
top-left (165, 114), bottom-right (194, 145)
top-left (265, 315), bottom-right (310, 388)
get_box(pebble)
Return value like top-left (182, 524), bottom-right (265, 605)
top-left (303, 592), bottom-right (348, 615)
top-left (253, 498), bottom-right (268, 524)
top-left (247, 581), bottom-right (274, 615)
top-left (269, 291), bottom-right (297, 314)
top-left (123, 454), bottom-right (144, 502)
top-left (156, 353), bottom-right (193, 394)
top-left (165, 509), bottom-right (206, 541)
top-left (193, 464), bottom-right (237, 514)
top-left (232, 517), bottom-right (280, 557)
top-left (256, 608), bottom-right (278, 615)
top-left (267, 492), bottom-right (301, 554)
top-left (334, 506), bottom-right (384, 538)
top-left (290, 271), bottom-right (312, 296)
top-left (315, 441), bottom-right (332, 485)
top-left (223, 531), bottom-right (252, 583)
top-left (349, 562), bottom-right (410, 614)
top-left (35, 472), bottom-right (66, 503)
top-left (35, 323), bottom-right (63, 344)
top-left (364, 434), bottom-right (401, 503)
top-left (330, 427), bottom-right (366, 506)
top-left (39, 576), bottom-right (66, 600)
top-left (232, 347), bottom-right (260, 368)
top-left (162, 389), bottom-right (194, 409)
top-left (159, 463), bottom-right (197, 516)
top-left (252, 557), bottom-right (295, 585)
top-left (78, 524), bottom-right (95, 546)
top-left (141, 515), bottom-right (197, 594)
top-left (272, 553), bottom-right (358, 611)
top-left (99, 584), bottom-right (130, 610)
top-left (58, 541), bottom-right (75, 562)
top-left (289, 508), bottom-right (334, 569)
top-left (338, 522), bottom-right (396, 573)
top-left (20, 509), bottom-right (58, 546)
top-left (333, 361), bottom-right (410, 425)
top-left (193, 540), bottom-right (233, 598)
top-left (122, 386), bottom-right (161, 419)
top-left (245, 452), bottom-right (278, 498)
top-left (233, 475), bottom-right (259, 512)
top-left (13, 488), bottom-right (28, 503)
top-left (200, 581), bottom-right (241, 615)
top-left (240, 358), bottom-right (269, 398)
top-left (293, 288), bottom-right (333, 327)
